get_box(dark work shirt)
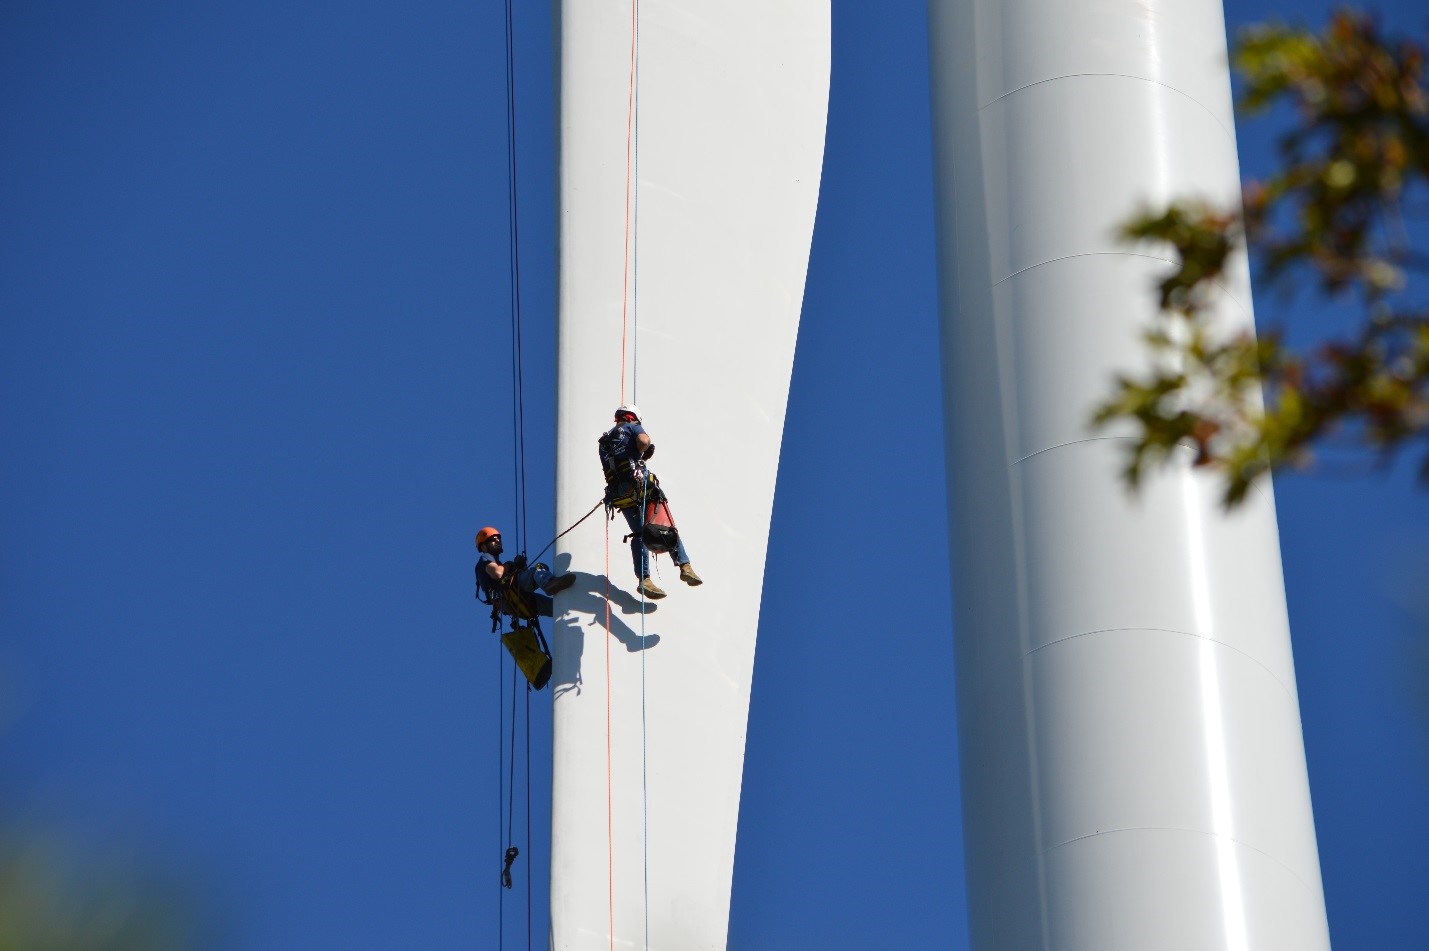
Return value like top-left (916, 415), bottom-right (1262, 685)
top-left (600, 422), bottom-right (648, 471)
top-left (476, 552), bottom-right (503, 599)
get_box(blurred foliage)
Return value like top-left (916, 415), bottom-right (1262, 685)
top-left (1093, 8), bottom-right (1429, 505)
top-left (0, 832), bottom-right (191, 951)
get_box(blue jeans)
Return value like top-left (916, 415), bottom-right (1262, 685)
top-left (621, 505), bottom-right (690, 580)
top-left (512, 563), bottom-right (557, 617)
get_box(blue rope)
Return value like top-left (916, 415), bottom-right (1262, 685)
top-left (630, 0), bottom-right (641, 408)
top-left (639, 486), bottom-right (650, 951)
top-left (629, 2), bottom-right (649, 946)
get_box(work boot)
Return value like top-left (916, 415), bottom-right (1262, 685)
top-left (678, 562), bottom-right (702, 586)
top-left (542, 573), bottom-right (576, 595)
top-left (638, 577), bottom-right (666, 600)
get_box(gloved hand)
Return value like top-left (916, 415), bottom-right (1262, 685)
top-left (642, 443), bottom-right (656, 460)
top-left (509, 554), bottom-right (528, 572)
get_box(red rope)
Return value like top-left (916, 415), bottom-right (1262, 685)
top-left (618, 0), bottom-right (639, 404)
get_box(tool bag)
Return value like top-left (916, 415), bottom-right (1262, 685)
top-left (641, 493), bottom-right (680, 555)
top-left (501, 622), bottom-right (552, 690)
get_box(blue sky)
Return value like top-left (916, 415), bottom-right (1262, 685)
top-left (2, 2), bottom-right (1425, 948)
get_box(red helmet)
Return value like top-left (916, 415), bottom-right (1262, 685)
top-left (475, 526), bottom-right (501, 549)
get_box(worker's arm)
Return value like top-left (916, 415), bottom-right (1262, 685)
top-left (634, 432), bottom-right (653, 458)
top-left (484, 560), bottom-right (506, 582)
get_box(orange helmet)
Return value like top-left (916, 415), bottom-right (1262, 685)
top-left (475, 526), bottom-right (501, 549)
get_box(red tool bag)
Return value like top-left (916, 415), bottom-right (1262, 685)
top-left (641, 492), bottom-right (680, 555)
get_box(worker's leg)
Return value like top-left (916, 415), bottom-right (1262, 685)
top-left (514, 567), bottom-right (540, 595)
top-left (621, 505), bottom-right (649, 579)
top-left (520, 563), bottom-right (574, 597)
top-left (675, 534), bottom-right (701, 585)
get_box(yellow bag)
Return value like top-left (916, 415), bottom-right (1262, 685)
top-left (502, 624), bottom-right (552, 690)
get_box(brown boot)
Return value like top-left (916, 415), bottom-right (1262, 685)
top-left (678, 562), bottom-right (702, 586)
top-left (638, 577), bottom-right (667, 600)
top-left (541, 573), bottom-right (576, 595)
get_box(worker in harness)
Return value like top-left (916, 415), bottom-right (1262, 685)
top-left (475, 526), bottom-right (571, 690)
top-left (598, 405), bottom-right (701, 599)
top-left (474, 526), bottom-right (575, 616)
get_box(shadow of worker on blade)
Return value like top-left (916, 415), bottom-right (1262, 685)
top-left (547, 552), bottom-right (661, 697)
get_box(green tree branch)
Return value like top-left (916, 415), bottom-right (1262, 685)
top-left (1094, 8), bottom-right (1429, 505)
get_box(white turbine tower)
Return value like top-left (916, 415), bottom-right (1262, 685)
top-left (926, 0), bottom-right (1332, 947)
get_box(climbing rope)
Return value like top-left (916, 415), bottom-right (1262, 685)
top-left (599, 0), bottom-right (652, 945)
top-left (619, 0), bottom-right (640, 406)
top-left (604, 517), bottom-right (616, 950)
top-left (529, 497), bottom-right (604, 565)
top-left (638, 470), bottom-right (650, 951)
top-left (608, 2), bottom-right (653, 946)
top-left (525, 685), bottom-right (533, 949)
top-left (496, 623), bottom-right (505, 942)
top-left (505, 0), bottom-right (529, 551)
top-left (497, 0), bottom-right (532, 943)
top-left (491, 0), bottom-right (656, 940)
top-left (497, 657), bottom-right (520, 949)
top-left (629, 0), bottom-right (642, 409)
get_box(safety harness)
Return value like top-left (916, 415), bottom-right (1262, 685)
top-left (599, 424), bottom-right (682, 556)
top-left (476, 562), bottom-right (553, 690)
top-left (598, 425), bottom-right (651, 511)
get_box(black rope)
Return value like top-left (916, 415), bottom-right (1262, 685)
top-left (496, 641), bottom-right (505, 946)
top-left (504, 0), bottom-right (528, 553)
top-left (507, 662), bottom-right (518, 850)
top-left (499, 0), bottom-right (530, 945)
top-left (508, 227), bottom-right (521, 560)
top-left (525, 683), bottom-right (533, 950)
top-left (497, 658), bottom-right (517, 947)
